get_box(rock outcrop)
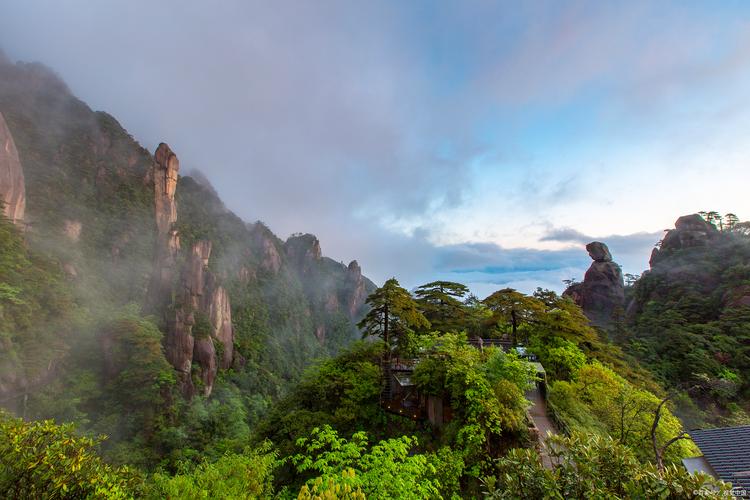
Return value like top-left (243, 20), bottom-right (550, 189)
top-left (146, 144), bottom-right (234, 397)
top-left (563, 241), bottom-right (625, 327)
top-left (650, 214), bottom-right (718, 266)
top-left (285, 233), bottom-right (322, 276)
top-left (0, 111), bottom-right (25, 224)
top-left (146, 143), bottom-right (181, 312)
top-left (343, 260), bottom-right (368, 320)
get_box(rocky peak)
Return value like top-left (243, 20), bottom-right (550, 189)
top-left (651, 214), bottom-right (718, 266)
top-left (145, 144), bottom-right (234, 398)
top-left (347, 260), bottom-right (362, 277)
top-left (343, 259), bottom-right (368, 319)
top-left (251, 225), bottom-right (282, 274)
top-left (0, 111), bottom-right (25, 224)
top-left (285, 233), bottom-right (322, 274)
top-left (153, 142), bottom-right (179, 236)
top-left (145, 144), bottom-right (181, 314)
top-left (563, 241), bottom-right (624, 327)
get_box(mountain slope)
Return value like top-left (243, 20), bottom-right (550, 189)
top-left (0, 55), bottom-right (375, 465)
top-left (626, 214), bottom-right (750, 427)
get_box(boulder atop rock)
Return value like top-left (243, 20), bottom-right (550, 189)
top-left (586, 241), bottom-right (612, 262)
top-left (675, 214), bottom-right (716, 232)
top-left (563, 241), bottom-right (624, 327)
top-left (0, 112), bottom-right (25, 224)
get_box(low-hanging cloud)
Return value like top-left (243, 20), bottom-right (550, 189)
top-left (1, 1), bottom-right (748, 295)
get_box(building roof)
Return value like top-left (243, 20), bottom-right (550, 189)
top-left (682, 456), bottom-right (717, 477)
top-left (689, 425), bottom-right (750, 491)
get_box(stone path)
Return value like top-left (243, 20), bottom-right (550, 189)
top-left (526, 385), bottom-right (559, 469)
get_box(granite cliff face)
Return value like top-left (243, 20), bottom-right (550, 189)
top-left (146, 145), bottom-right (236, 397)
top-left (281, 233), bottom-right (375, 343)
top-left (343, 260), bottom-right (368, 320)
top-left (0, 111), bottom-right (24, 224)
top-left (285, 233), bottom-right (322, 275)
top-left (146, 143), bottom-right (181, 313)
top-left (564, 241), bottom-right (625, 327)
top-left (0, 55), bottom-right (376, 409)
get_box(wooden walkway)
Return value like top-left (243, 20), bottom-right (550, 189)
top-left (526, 385), bottom-right (559, 469)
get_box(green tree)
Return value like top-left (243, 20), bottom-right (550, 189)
top-left (484, 433), bottom-right (729, 499)
top-left (724, 213), bottom-right (739, 231)
top-left (146, 445), bottom-right (277, 499)
top-left (291, 425), bottom-right (446, 499)
top-left (414, 281), bottom-right (470, 333)
top-left (357, 278), bottom-right (430, 361)
top-left (0, 412), bottom-right (141, 499)
top-left (483, 288), bottom-right (545, 345)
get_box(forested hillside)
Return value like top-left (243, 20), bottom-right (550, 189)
top-left (625, 213), bottom-right (750, 428)
top-left (0, 56), bottom-right (374, 469)
top-left (0, 54), bottom-right (743, 498)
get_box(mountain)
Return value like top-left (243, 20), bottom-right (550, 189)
top-left (0, 55), bottom-right (374, 463)
top-left (624, 213), bottom-right (750, 427)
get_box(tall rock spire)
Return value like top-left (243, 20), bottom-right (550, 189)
top-left (0, 112), bottom-right (25, 225)
top-left (145, 143), bottom-right (234, 397)
top-left (146, 143), bottom-right (181, 312)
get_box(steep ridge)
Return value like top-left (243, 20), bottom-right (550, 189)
top-left (0, 55), bottom-right (376, 417)
top-left (0, 111), bottom-right (25, 224)
top-left (626, 213), bottom-right (750, 426)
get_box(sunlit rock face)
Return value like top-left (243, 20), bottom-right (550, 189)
top-left (146, 142), bottom-right (181, 314)
top-left (146, 144), bottom-right (234, 398)
top-left (0, 111), bottom-right (25, 224)
top-left (563, 241), bottom-right (625, 327)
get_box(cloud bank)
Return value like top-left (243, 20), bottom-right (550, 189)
top-left (1, 1), bottom-right (749, 293)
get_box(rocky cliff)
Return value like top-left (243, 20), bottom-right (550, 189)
top-left (146, 143), bottom-right (181, 312)
top-left (145, 145), bottom-right (237, 397)
top-left (649, 213), bottom-right (718, 266)
top-left (0, 55), bottom-right (376, 413)
top-left (0, 111), bottom-right (24, 224)
top-left (343, 260), bottom-right (368, 320)
top-left (625, 213), bottom-right (750, 425)
top-left (563, 241), bottom-right (625, 327)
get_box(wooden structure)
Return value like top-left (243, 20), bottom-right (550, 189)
top-left (379, 339), bottom-right (526, 426)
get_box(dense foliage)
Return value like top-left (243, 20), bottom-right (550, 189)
top-left (625, 214), bottom-right (750, 427)
top-left (0, 58), bottom-right (742, 498)
top-left (484, 433), bottom-right (728, 499)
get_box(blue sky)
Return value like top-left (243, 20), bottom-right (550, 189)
top-left (2, 1), bottom-right (750, 294)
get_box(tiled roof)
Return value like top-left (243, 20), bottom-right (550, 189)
top-left (690, 425), bottom-right (750, 492)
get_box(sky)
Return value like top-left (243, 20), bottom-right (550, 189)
top-left (2, 1), bottom-right (750, 294)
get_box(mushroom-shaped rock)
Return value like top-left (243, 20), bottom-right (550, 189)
top-left (563, 241), bottom-right (624, 327)
top-left (586, 241), bottom-right (612, 262)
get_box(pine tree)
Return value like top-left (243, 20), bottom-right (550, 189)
top-left (357, 278), bottom-right (430, 361)
top-left (414, 280), bottom-right (469, 333)
top-left (483, 288), bottom-right (545, 345)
